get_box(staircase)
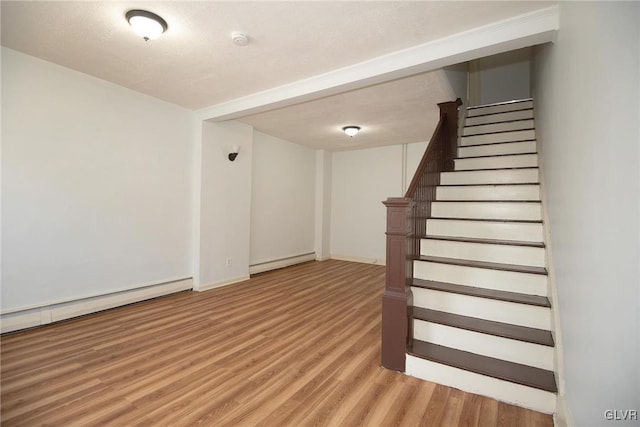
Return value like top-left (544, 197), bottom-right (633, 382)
top-left (404, 99), bottom-right (557, 413)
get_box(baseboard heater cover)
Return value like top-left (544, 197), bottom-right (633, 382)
top-left (249, 252), bottom-right (316, 275)
top-left (330, 254), bottom-right (386, 266)
top-left (1, 278), bottom-right (192, 334)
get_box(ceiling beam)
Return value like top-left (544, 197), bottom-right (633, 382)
top-left (197, 5), bottom-right (558, 122)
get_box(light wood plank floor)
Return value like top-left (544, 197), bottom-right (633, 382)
top-left (1, 260), bottom-right (553, 426)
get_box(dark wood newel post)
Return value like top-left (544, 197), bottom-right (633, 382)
top-left (381, 98), bottom-right (460, 372)
top-left (438, 98), bottom-right (463, 171)
top-left (381, 197), bottom-right (414, 371)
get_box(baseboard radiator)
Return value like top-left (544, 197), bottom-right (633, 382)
top-left (1, 278), bottom-right (192, 334)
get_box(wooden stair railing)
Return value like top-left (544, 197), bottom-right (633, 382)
top-left (382, 99), bottom-right (462, 371)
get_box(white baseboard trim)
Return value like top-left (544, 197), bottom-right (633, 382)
top-left (1, 278), bottom-right (193, 334)
top-left (196, 275), bottom-right (250, 292)
top-left (249, 252), bottom-right (316, 275)
top-left (330, 254), bottom-right (386, 266)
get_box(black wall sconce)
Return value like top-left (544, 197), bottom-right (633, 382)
top-left (228, 145), bottom-right (240, 161)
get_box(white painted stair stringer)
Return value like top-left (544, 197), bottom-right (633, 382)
top-left (405, 356), bottom-right (557, 414)
top-left (412, 287), bottom-right (551, 329)
top-left (413, 320), bottom-right (554, 370)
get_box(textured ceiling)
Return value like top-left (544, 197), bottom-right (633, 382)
top-left (1, 1), bottom-right (551, 150)
top-left (238, 70), bottom-right (453, 151)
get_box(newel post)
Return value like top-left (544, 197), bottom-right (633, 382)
top-left (381, 197), bottom-right (414, 371)
top-left (438, 98), bottom-right (462, 171)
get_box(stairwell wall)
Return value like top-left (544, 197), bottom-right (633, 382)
top-left (470, 49), bottom-right (531, 106)
top-left (330, 141), bottom-right (427, 264)
top-left (531, 2), bottom-right (640, 425)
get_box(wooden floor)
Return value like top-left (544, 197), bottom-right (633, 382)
top-left (1, 260), bottom-right (554, 426)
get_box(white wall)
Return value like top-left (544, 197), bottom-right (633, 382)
top-left (331, 141), bottom-right (428, 263)
top-left (1, 47), bottom-right (194, 312)
top-left (250, 131), bottom-right (315, 266)
top-left (443, 62), bottom-right (469, 106)
top-left (197, 121), bottom-right (253, 289)
top-left (531, 3), bottom-right (639, 425)
top-left (404, 141), bottom-right (429, 193)
top-left (476, 49), bottom-right (531, 105)
top-left (315, 150), bottom-right (332, 261)
top-left (331, 145), bottom-right (402, 264)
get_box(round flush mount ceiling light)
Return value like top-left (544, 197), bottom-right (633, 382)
top-left (342, 126), bottom-right (361, 137)
top-left (232, 32), bottom-right (249, 46)
top-left (126, 10), bottom-right (168, 41)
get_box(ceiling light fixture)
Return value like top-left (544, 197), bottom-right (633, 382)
top-left (342, 126), bottom-right (361, 137)
top-left (126, 10), bottom-right (168, 41)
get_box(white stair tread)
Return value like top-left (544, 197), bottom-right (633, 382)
top-left (414, 260), bottom-right (548, 296)
top-left (425, 219), bottom-right (544, 242)
top-left (413, 320), bottom-right (554, 370)
top-left (455, 154), bottom-right (538, 171)
top-left (467, 100), bottom-right (534, 117)
top-left (465, 109), bottom-right (534, 126)
top-left (458, 141), bottom-right (537, 158)
top-left (461, 129), bottom-right (536, 146)
top-left (420, 239), bottom-right (546, 268)
top-left (405, 355), bottom-right (556, 413)
top-left (431, 201), bottom-right (542, 221)
top-left (440, 168), bottom-right (539, 185)
top-left (412, 288), bottom-right (551, 329)
top-left (463, 119), bottom-right (534, 136)
top-left (436, 184), bottom-right (540, 201)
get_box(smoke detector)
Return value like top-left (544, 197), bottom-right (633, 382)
top-left (231, 32), bottom-right (249, 46)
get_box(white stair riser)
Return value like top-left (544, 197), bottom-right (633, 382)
top-left (436, 185), bottom-right (540, 201)
top-left (463, 120), bottom-right (534, 136)
top-left (413, 320), bottom-right (554, 370)
top-left (461, 130), bottom-right (535, 146)
top-left (440, 169), bottom-right (539, 185)
top-left (467, 100), bottom-right (534, 117)
top-left (465, 109), bottom-right (534, 126)
top-left (412, 288), bottom-right (551, 329)
top-left (406, 356), bottom-right (556, 414)
top-left (431, 202), bottom-right (542, 221)
top-left (421, 239), bottom-right (546, 268)
top-left (458, 141), bottom-right (537, 158)
top-left (455, 154), bottom-right (538, 171)
top-left (414, 260), bottom-right (547, 296)
top-left (426, 219), bottom-right (544, 243)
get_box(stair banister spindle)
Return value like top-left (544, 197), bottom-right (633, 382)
top-left (382, 98), bottom-right (461, 372)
